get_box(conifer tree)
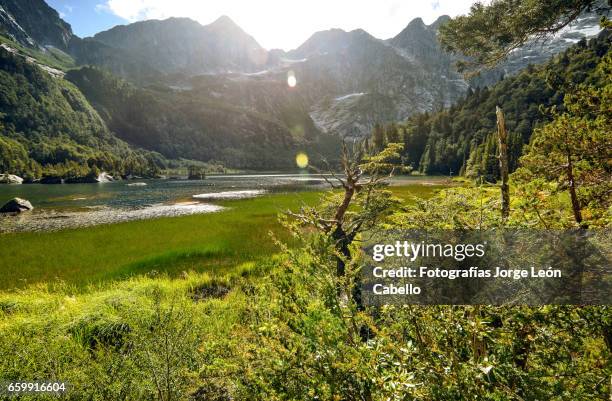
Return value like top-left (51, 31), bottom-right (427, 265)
top-left (439, 0), bottom-right (611, 72)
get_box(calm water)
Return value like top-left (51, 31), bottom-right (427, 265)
top-left (0, 174), bottom-right (445, 232)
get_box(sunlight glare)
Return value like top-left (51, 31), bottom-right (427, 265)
top-left (287, 71), bottom-right (297, 88)
top-left (295, 152), bottom-right (309, 169)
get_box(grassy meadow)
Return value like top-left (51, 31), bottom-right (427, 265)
top-left (0, 184), bottom-right (443, 400)
top-left (0, 184), bottom-right (441, 291)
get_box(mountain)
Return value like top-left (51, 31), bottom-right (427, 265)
top-left (84, 19), bottom-right (468, 141)
top-left (66, 67), bottom-right (338, 170)
top-left (0, 1), bottom-right (606, 174)
top-left (68, 37), bottom-right (161, 84)
top-left (88, 16), bottom-right (268, 77)
top-left (471, 9), bottom-right (607, 86)
top-left (45, 7), bottom-right (607, 143)
top-left (280, 20), bottom-right (467, 140)
top-left (0, 0), bottom-right (73, 50)
top-left (281, 10), bottom-right (604, 139)
top-left (388, 16), bottom-right (453, 72)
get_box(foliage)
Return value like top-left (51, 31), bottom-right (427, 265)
top-left (0, 35), bottom-right (76, 71)
top-left (515, 50), bottom-right (612, 226)
top-left (0, 175), bottom-right (610, 400)
top-left (0, 47), bottom-right (163, 179)
top-left (374, 31), bottom-right (610, 179)
top-left (242, 143), bottom-right (610, 399)
top-left (0, 268), bottom-right (259, 401)
top-left (0, 134), bottom-right (37, 177)
top-left (242, 177), bottom-right (611, 400)
top-left (438, 0), bottom-right (611, 72)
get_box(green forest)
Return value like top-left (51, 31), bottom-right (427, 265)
top-left (373, 31), bottom-right (610, 181)
top-left (0, 46), bottom-right (163, 181)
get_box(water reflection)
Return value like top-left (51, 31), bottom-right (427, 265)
top-left (0, 174), bottom-right (328, 232)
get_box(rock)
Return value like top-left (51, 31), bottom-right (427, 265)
top-left (0, 174), bottom-right (23, 184)
top-left (97, 172), bottom-right (115, 183)
top-left (125, 175), bottom-right (143, 180)
top-left (65, 172), bottom-right (116, 184)
top-left (0, 0), bottom-right (74, 51)
top-left (40, 176), bottom-right (64, 184)
top-left (0, 198), bottom-right (33, 213)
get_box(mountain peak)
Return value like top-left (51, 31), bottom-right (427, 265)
top-left (290, 28), bottom-right (350, 57)
top-left (349, 28), bottom-right (370, 36)
top-left (205, 14), bottom-right (256, 41)
top-left (390, 16), bottom-right (432, 47)
top-left (209, 15), bottom-right (238, 28)
top-left (430, 15), bottom-right (451, 30)
top-left (407, 17), bottom-right (426, 28)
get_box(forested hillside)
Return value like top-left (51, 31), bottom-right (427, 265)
top-left (66, 67), bottom-right (340, 169)
top-left (377, 31), bottom-right (610, 179)
top-left (0, 47), bottom-right (162, 181)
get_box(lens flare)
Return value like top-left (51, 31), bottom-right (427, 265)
top-left (287, 70), bottom-right (297, 88)
top-left (295, 152), bottom-right (309, 169)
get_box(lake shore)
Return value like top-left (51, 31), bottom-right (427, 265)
top-left (0, 184), bottom-right (444, 291)
top-left (0, 174), bottom-right (453, 233)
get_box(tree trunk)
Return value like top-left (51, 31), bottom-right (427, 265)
top-left (496, 106), bottom-right (510, 221)
top-left (332, 226), bottom-right (351, 277)
top-left (566, 149), bottom-right (583, 226)
top-left (331, 178), bottom-right (355, 286)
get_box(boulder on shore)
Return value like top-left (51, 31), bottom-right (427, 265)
top-left (97, 172), bottom-right (115, 183)
top-left (0, 174), bottom-right (23, 184)
top-left (0, 198), bottom-right (33, 213)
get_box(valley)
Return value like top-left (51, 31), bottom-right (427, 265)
top-left (0, 0), bottom-right (605, 180)
top-left (0, 1), bottom-right (610, 399)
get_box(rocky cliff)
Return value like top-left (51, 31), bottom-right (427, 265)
top-left (0, 0), bottom-right (73, 50)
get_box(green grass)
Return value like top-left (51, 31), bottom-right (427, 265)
top-left (0, 267), bottom-right (259, 400)
top-left (0, 35), bottom-right (75, 71)
top-left (0, 185), bottom-right (442, 291)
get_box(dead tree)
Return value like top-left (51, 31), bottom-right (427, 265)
top-left (496, 106), bottom-right (510, 222)
top-left (288, 142), bottom-right (403, 305)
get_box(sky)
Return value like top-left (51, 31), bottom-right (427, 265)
top-left (46, 0), bottom-right (477, 50)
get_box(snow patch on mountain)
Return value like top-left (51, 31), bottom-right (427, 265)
top-left (335, 93), bottom-right (366, 101)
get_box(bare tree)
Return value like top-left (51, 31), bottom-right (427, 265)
top-left (288, 141), bottom-right (405, 305)
top-left (496, 106), bottom-right (510, 222)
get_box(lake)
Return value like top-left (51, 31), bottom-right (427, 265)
top-left (0, 174), bottom-right (447, 233)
